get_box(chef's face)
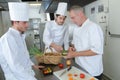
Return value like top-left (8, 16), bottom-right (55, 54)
top-left (69, 10), bottom-right (83, 26)
top-left (55, 15), bottom-right (66, 25)
top-left (14, 21), bottom-right (29, 33)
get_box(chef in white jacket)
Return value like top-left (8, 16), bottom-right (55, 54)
top-left (43, 2), bottom-right (69, 53)
top-left (66, 6), bottom-right (104, 80)
top-left (0, 2), bottom-right (43, 80)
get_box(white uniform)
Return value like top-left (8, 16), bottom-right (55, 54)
top-left (43, 20), bottom-right (69, 51)
top-left (72, 19), bottom-right (104, 76)
top-left (0, 28), bottom-right (37, 80)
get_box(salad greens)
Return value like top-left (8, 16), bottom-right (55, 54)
top-left (29, 46), bottom-right (43, 56)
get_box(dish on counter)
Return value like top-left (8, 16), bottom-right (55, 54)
top-left (42, 67), bottom-right (53, 75)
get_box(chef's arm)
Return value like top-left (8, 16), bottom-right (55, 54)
top-left (67, 47), bottom-right (97, 58)
top-left (32, 65), bottom-right (45, 69)
top-left (27, 51), bottom-right (45, 69)
top-left (75, 50), bottom-right (97, 56)
top-left (27, 50), bottom-right (44, 69)
top-left (50, 42), bottom-right (63, 52)
top-left (50, 42), bottom-right (56, 47)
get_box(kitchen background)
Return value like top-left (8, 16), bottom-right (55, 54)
top-left (0, 0), bottom-right (120, 80)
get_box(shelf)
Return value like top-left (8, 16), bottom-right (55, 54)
top-left (27, 18), bottom-right (41, 49)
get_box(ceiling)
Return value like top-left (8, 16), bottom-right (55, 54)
top-left (0, 0), bottom-right (20, 11)
top-left (0, 0), bottom-right (43, 11)
top-left (40, 0), bottom-right (96, 13)
top-left (0, 0), bottom-right (96, 12)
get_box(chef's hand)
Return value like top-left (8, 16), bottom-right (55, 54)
top-left (32, 65), bottom-right (45, 70)
top-left (51, 43), bottom-right (63, 52)
top-left (68, 47), bottom-right (76, 52)
top-left (64, 47), bottom-right (76, 59)
top-left (54, 45), bottom-right (63, 53)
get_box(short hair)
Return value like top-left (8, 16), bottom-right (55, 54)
top-left (55, 14), bottom-right (66, 17)
top-left (56, 14), bottom-right (61, 17)
top-left (11, 21), bottom-right (19, 25)
top-left (69, 5), bottom-right (83, 12)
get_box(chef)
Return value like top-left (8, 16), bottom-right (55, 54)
top-left (0, 2), bottom-right (43, 80)
top-left (43, 2), bottom-right (69, 53)
top-left (66, 6), bottom-right (104, 80)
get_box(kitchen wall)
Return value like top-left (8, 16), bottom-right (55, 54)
top-left (0, 11), bottom-right (11, 37)
top-left (84, 0), bottom-right (120, 80)
top-left (0, 12), bottom-right (3, 37)
top-left (104, 0), bottom-right (120, 79)
top-left (26, 4), bottom-right (47, 51)
top-left (29, 4), bottom-right (47, 22)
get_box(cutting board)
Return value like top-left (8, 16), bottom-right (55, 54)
top-left (53, 66), bottom-right (98, 80)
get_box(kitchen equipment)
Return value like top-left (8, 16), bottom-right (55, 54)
top-left (54, 66), bottom-right (98, 80)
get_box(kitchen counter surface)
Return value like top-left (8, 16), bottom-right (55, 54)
top-left (33, 57), bottom-right (87, 80)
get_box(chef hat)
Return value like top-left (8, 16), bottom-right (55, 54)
top-left (56, 2), bottom-right (67, 16)
top-left (8, 2), bottom-right (29, 21)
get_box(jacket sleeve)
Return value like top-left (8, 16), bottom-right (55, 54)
top-left (89, 24), bottom-right (104, 55)
top-left (64, 25), bottom-right (69, 50)
top-left (43, 22), bottom-right (53, 47)
top-left (1, 38), bottom-right (37, 80)
top-left (71, 30), bottom-right (75, 45)
top-left (27, 50), bottom-right (34, 66)
top-left (24, 39), bottom-right (35, 66)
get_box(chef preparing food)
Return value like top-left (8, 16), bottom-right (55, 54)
top-left (0, 2), bottom-right (44, 80)
top-left (43, 2), bottom-right (69, 53)
top-left (65, 5), bottom-right (104, 80)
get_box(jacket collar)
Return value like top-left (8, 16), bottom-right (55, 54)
top-left (53, 20), bottom-right (65, 27)
top-left (81, 19), bottom-right (89, 27)
top-left (9, 27), bottom-right (26, 39)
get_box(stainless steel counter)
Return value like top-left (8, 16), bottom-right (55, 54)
top-left (33, 58), bottom-right (87, 80)
top-left (0, 57), bottom-right (87, 80)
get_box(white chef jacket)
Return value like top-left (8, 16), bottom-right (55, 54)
top-left (0, 28), bottom-right (37, 80)
top-left (72, 19), bottom-right (104, 76)
top-left (43, 20), bottom-right (69, 51)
